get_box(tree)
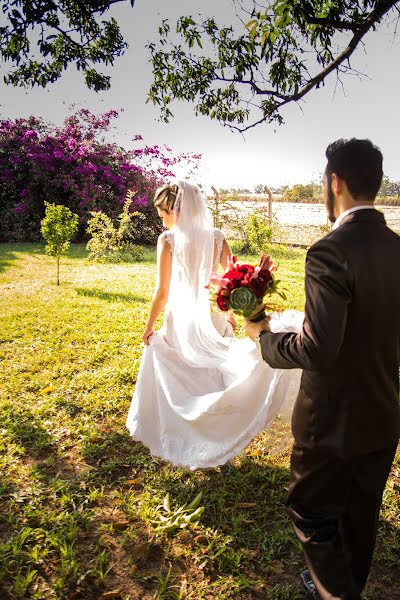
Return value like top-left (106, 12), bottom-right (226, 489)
top-left (148, 0), bottom-right (399, 131)
top-left (0, 0), bottom-right (135, 90)
top-left (284, 182), bottom-right (321, 202)
top-left (379, 175), bottom-right (400, 198)
top-left (254, 184), bottom-right (271, 194)
top-left (41, 202), bottom-right (79, 285)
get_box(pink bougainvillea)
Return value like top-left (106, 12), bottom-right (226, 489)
top-left (0, 110), bottom-right (202, 242)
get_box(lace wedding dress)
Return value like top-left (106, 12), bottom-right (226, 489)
top-left (126, 182), bottom-right (303, 469)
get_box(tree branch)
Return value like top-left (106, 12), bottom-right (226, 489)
top-left (306, 17), bottom-right (362, 31)
top-left (236, 0), bottom-right (398, 132)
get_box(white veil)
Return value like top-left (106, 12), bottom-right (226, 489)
top-left (167, 181), bottom-right (232, 367)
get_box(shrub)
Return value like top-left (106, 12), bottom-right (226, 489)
top-left (245, 213), bottom-right (273, 253)
top-left (208, 191), bottom-right (275, 252)
top-left (0, 111), bottom-right (202, 242)
top-left (86, 195), bottom-right (146, 263)
top-left (40, 202), bottom-right (79, 285)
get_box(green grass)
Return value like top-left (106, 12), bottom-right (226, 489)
top-left (0, 243), bottom-right (399, 600)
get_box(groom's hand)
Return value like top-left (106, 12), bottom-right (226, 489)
top-left (244, 317), bottom-right (271, 341)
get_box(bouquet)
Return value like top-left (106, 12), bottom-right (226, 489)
top-left (207, 254), bottom-right (285, 323)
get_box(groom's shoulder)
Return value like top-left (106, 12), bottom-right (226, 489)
top-left (306, 231), bottom-right (345, 263)
top-left (308, 229), bottom-right (339, 252)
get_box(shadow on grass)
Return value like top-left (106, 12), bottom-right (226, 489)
top-left (0, 244), bottom-right (21, 274)
top-left (75, 287), bottom-right (148, 304)
top-left (4, 409), bottom-right (55, 458)
top-left (78, 431), bottom-right (307, 598)
top-left (0, 243), bottom-right (88, 276)
top-left (1, 417), bottom-right (161, 600)
top-left (67, 243), bottom-right (157, 262)
top-left (128, 441), bottom-right (400, 600)
top-left (2, 407), bottom-right (399, 600)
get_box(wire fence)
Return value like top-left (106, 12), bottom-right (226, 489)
top-left (208, 196), bottom-right (400, 248)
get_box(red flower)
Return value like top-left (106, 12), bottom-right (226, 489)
top-left (216, 291), bottom-right (229, 311)
top-left (250, 277), bottom-right (268, 298)
top-left (249, 268), bottom-right (273, 298)
top-left (258, 269), bottom-right (273, 284)
top-left (224, 263), bottom-right (255, 288)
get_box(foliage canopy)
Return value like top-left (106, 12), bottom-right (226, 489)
top-left (0, 0), bottom-right (135, 90)
top-left (148, 0), bottom-right (399, 131)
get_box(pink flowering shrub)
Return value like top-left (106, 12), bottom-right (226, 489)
top-left (0, 110), bottom-right (202, 242)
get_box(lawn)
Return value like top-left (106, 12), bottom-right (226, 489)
top-left (0, 243), bottom-right (399, 600)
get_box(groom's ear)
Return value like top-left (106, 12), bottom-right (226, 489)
top-left (331, 172), bottom-right (343, 196)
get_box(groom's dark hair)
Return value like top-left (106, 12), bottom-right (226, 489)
top-left (325, 138), bottom-right (383, 201)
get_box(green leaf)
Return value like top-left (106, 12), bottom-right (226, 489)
top-left (244, 19), bottom-right (257, 29)
top-left (163, 492), bottom-right (171, 513)
top-left (187, 491), bottom-right (203, 511)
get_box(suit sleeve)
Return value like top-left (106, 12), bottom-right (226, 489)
top-left (259, 237), bottom-right (352, 370)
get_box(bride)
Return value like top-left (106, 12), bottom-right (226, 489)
top-left (126, 181), bottom-right (302, 469)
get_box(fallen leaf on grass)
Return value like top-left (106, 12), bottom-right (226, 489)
top-left (125, 478), bottom-right (142, 486)
top-left (248, 449), bottom-right (263, 457)
top-left (193, 534), bottom-right (209, 545)
top-left (268, 560), bottom-right (285, 574)
top-left (113, 521), bottom-right (130, 530)
top-left (249, 582), bottom-right (267, 591)
top-left (39, 385), bottom-right (53, 395)
top-left (101, 590), bottom-right (123, 598)
top-left (130, 542), bottom-right (150, 559)
top-left (237, 502), bottom-right (257, 508)
top-left (89, 435), bottom-right (103, 444)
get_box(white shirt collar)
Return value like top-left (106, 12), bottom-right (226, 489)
top-left (332, 205), bottom-right (376, 230)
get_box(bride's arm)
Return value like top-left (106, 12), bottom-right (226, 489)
top-left (219, 238), bottom-right (237, 330)
top-left (219, 238), bottom-right (233, 271)
top-left (142, 233), bottom-right (172, 345)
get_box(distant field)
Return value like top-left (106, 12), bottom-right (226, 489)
top-left (209, 193), bottom-right (400, 206)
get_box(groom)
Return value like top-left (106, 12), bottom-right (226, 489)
top-left (245, 138), bottom-right (400, 600)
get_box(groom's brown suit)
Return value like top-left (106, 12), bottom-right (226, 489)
top-left (259, 209), bottom-right (400, 600)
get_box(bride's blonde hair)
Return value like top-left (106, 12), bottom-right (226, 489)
top-left (153, 184), bottom-right (179, 214)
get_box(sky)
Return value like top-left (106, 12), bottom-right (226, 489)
top-left (1, 0), bottom-right (399, 193)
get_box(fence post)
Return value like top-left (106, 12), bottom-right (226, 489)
top-left (265, 186), bottom-right (273, 224)
top-left (211, 185), bottom-right (220, 228)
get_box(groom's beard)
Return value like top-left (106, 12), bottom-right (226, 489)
top-left (326, 174), bottom-right (336, 224)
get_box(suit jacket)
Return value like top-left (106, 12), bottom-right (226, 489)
top-left (260, 209), bottom-right (400, 457)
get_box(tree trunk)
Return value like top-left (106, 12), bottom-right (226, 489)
top-left (57, 256), bottom-right (60, 286)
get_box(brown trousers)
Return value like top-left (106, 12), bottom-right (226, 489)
top-left (286, 442), bottom-right (397, 600)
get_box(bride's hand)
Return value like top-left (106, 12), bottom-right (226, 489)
top-left (227, 314), bottom-right (237, 331)
top-left (142, 326), bottom-right (155, 345)
top-left (243, 317), bottom-right (270, 340)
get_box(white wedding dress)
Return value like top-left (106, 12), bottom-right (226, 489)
top-left (126, 182), bottom-right (303, 469)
